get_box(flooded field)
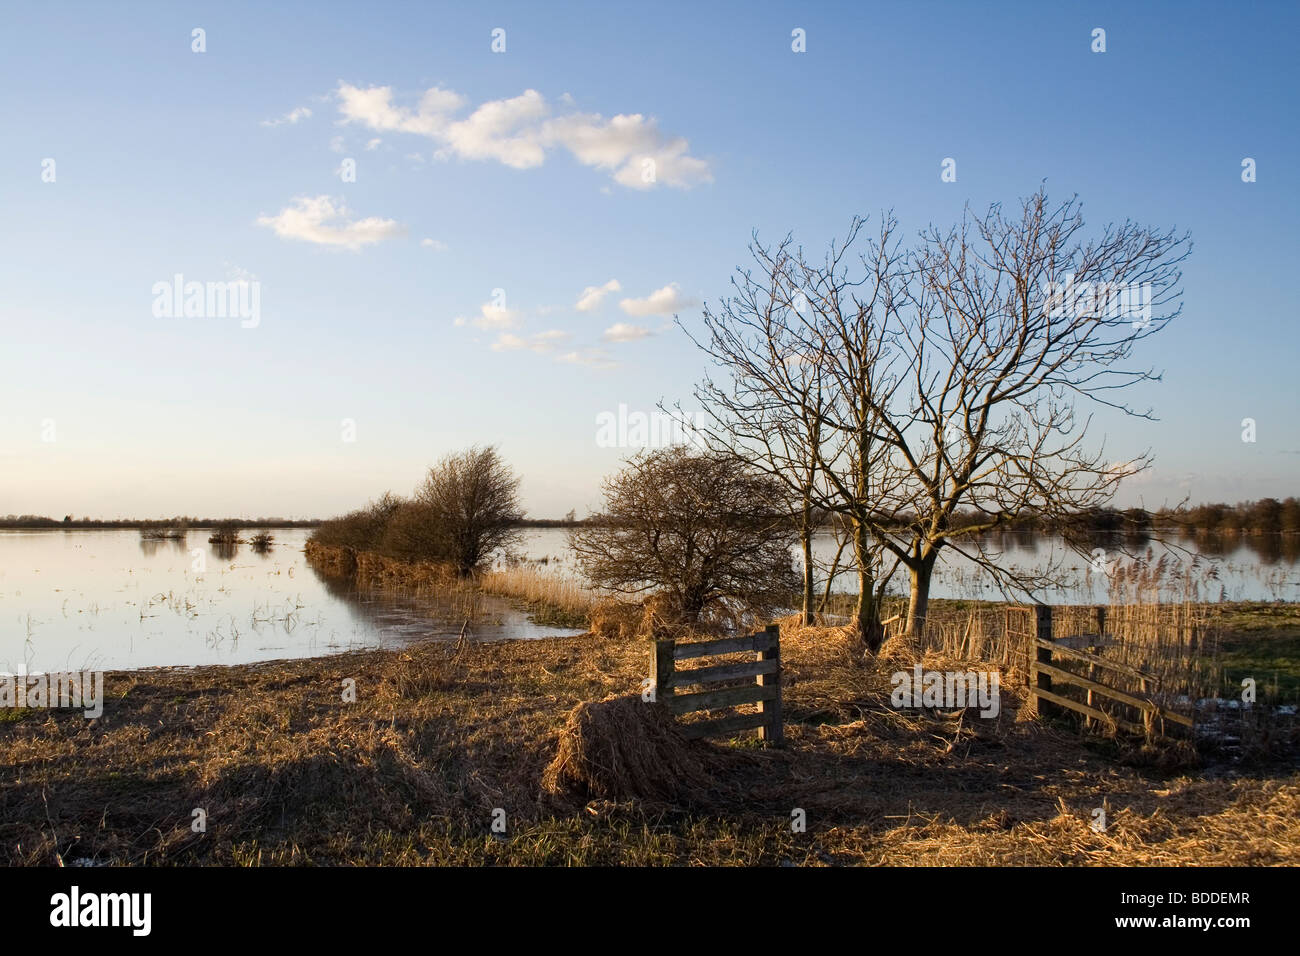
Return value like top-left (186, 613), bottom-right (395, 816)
top-left (4, 526), bottom-right (1297, 674)
top-left (0, 529), bottom-right (581, 673)
top-left (513, 527), bottom-right (1300, 605)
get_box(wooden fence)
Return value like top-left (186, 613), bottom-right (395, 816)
top-left (1028, 604), bottom-right (1193, 736)
top-left (651, 624), bottom-right (783, 744)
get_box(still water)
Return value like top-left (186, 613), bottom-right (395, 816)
top-left (514, 527), bottom-right (1300, 606)
top-left (3, 527), bottom-right (1297, 673)
top-left (0, 529), bottom-right (581, 673)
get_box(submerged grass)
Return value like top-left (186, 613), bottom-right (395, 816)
top-left (306, 541), bottom-right (598, 631)
top-left (477, 565), bottom-right (601, 629)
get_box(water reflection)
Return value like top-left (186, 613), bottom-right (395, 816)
top-left (0, 528), bottom-right (582, 672)
top-left (1175, 530), bottom-right (1300, 564)
top-left (138, 536), bottom-right (190, 558)
top-left (728, 527), bottom-right (1300, 604)
top-left (210, 540), bottom-right (239, 561)
top-left (309, 562), bottom-right (574, 643)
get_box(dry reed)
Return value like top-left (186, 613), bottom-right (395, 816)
top-left (542, 695), bottom-right (729, 805)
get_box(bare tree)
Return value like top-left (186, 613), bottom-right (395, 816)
top-left (570, 447), bottom-right (799, 623)
top-left (312, 492), bottom-right (403, 553)
top-left (684, 190), bottom-right (1189, 647)
top-left (682, 216), bottom-right (910, 648)
top-left (410, 445), bottom-right (525, 575)
top-left (681, 230), bottom-right (837, 625)
top-left (792, 215), bottom-right (912, 650)
top-left (885, 188), bottom-right (1191, 634)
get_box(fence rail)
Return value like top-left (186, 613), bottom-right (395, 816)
top-left (651, 624), bottom-right (782, 743)
top-left (1028, 604), bottom-right (1192, 736)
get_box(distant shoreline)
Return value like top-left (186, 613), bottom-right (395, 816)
top-left (0, 517), bottom-right (585, 530)
top-left (4, 500), bottom-right (1300, 537)
top-left (0, 518), bottom-right (323, 530)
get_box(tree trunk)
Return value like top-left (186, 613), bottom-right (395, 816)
top-left (904, 551), bottom-right (937, 638)
top-left (800, 498), bottom-right (815, 626)
top-left (852, 517), bottom-right (883, 652)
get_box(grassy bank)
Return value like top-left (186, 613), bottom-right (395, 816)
top-left (305, 540), bottom-right (601, 631)
top-left (1, 617), bottom-right (1297, 865)
top-left (306, 541), bottom-right (1300, 701)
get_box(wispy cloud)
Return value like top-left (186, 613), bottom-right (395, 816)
top-left (602, 322), bottom-right (653, 343)
top-left (619, 282), bottom-right (696, 317)
top-left (255, 195), bottom-right (405, 250)
top-left (335, 82), bottom-right (712, 189)
top-left (260, 105), bottom-right (313, 128)
top-left (576, 279), bottom-right (621, 312)
top-left (454, 301), bottom-right (523, 331)
top-left (420, 237), bottom-right (447, 251)
top-left (557, 347), bottom-right (617, 369)
top-left (491, 330), bottom-right (571, 353)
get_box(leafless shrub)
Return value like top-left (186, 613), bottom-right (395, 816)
top-left (570, 447), bottom-right (799, 624)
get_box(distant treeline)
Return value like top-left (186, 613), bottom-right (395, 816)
top-left (0, 512), bottom-right (582, 531)
top-left (1165, 498), bottom-right (1300, 534)
top-left (794, 499), bottom-right (1300, 537)
top-left (981, 499), bottom-right (1300, 536)
top-left (0, 515), bottom-right (322, 529)
top-left (7, 497), bottom-right (1299, 535)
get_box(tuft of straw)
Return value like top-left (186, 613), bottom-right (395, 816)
top-left (542, 695), bottom-right (725, 805)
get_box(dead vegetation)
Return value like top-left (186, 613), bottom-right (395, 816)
top-left (542, 695), bottom-right (735, 805)
top-left (1, 613), bottom-right (1296, 866)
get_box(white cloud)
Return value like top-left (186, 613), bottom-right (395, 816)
top-left (490, 333), bottom-right (527, 351)
top-left (255, 195), bottom-right (405, 250)
top-left (619, 283), bottom-right (696, 317)
top-left (334, 82), bottom-right (711, 189)
top-left (222, 261), bottom-right (257, 282)
top-left (364, 138), bottom-right (382, 151)
top-left (576, 279), bottom-right (621, 312)
top-left (557, 347), bottom-right (617, 369)
top-left (491, 329), bottom-right (571, 353)
top-left (329, 135), bottom-right (346, 153)
top-left (420, 238), bottom-right (447, 251)
top-left (456, 301), bottom-right (522, 331)
top-left (602, 322), bottom-right (653, 343)
top-left (440, 90), bottom-right (549, 169)
top-left (261, 106), bottom-right (313, 128)
top-left (337, 82), bottom-right (466, 137)
top-left (543, 112), bottom-right (713, 190)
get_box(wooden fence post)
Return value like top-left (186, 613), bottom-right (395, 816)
top-left (1086, 605), bottom-right (1106, 730)
top-left (757, 623), bottom-right (782, 745)
top-left (651, 638), bottom-right (675, 708)
top-left (1034, 604), bottom-right (1057, 718)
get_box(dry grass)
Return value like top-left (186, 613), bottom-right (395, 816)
top-left (306, 542), bottom-right (599, 630)
top-left (542, 695), bottom-right (734, 804)
top-left (589, 599), bottom-right (643, 641)
top-left (477, 566), bottom-right (599, 628)
top-left (311, 538), bottom-right (1298, 753)
top-left (1, 613), bottom-right (1296, 866)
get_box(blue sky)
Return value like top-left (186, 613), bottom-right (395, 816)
top-left (2, 0), bottom-right (1297, 519)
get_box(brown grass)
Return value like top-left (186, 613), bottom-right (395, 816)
top-left (542, 695), bottom-right (732, 805)
top-left (306, 541), bottom-right (597, 630)
top-left (1, 614), bottom-right (1296, 866)
top-left (477, 565), bottom-right (598, 628)
top-left (588, 599), bottom-right (643, 641)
